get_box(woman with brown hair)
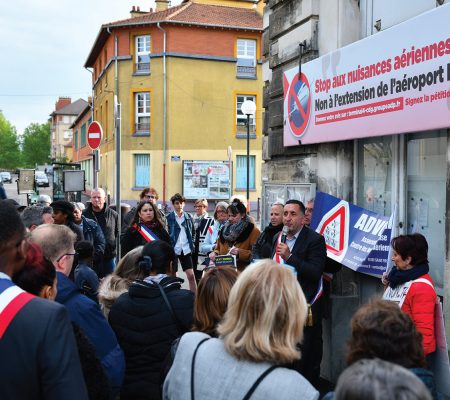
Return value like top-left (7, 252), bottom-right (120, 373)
top-left (121, 201), bottom-right (170, 258)
top-left (209, 198), bottom-right (260, 271)
top-left (192, 266), bottom-right (238, 336)
top-left (322, 299), bottom-right (439, 400)
top-left (382, 233), bottom-right (436, 357)
top-left (163, 259), bottom-right (318, 400)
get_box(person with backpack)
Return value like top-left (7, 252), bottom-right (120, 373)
top-left (109, 240), bottom-right (194, 400)
top-left (163, 260), bottom-right (318, 400)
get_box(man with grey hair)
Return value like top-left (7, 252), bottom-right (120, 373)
top-left (83, 188), bottom-right (118, 277)
top-left (31, 224), bottom-right (125, 395)
top-left (304, 198), bottom-right (314, 227)
top-left (37, 194), bottom-right (52, 207)
top-left (333, 359), bottom-right (432, 400)
top-left (21, 205), bottom-right (54, 231)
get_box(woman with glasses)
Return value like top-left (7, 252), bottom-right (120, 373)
top-left (208, 198), bottom-right (260, 271)
top-left (200, 201), bottom-right (229, 258)
top-left (121, 201), bottom-right (171, 258)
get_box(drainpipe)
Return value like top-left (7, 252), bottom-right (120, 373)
top-left (108, 26), bottom-right (122, 259)
top-left (84, 66), bottom-right (98, 189)
top-left (157, 22), bottom-right (167, 208)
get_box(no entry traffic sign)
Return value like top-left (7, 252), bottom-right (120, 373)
top-left (87, 121), bottom-right (103, 150)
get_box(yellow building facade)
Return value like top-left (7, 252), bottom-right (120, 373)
top-left (86, 0), bottom-right (263, 209)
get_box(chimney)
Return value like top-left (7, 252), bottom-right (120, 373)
top-left (155, 0), bottom-right (170, 11)
top-left (130, 5), bottom-right (148, 18)
top-left (55, 97), bottom-right (71, 111)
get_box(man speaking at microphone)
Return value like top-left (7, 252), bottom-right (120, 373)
top-left (271, 199), bottom-right (326, 387)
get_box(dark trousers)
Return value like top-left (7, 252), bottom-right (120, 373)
top-left (289, 300), bottom-right (323, 388)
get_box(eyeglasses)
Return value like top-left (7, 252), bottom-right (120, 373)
top-left (194, 205), bottom-right (206, 208)
top-left (56, 252), bottom-right (77, 263)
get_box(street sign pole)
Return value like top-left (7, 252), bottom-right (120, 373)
top-left (87, 121), bottom-right (103, 191)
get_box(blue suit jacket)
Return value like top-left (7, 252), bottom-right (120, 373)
top-left (55, 272), bottom-right (125, 394)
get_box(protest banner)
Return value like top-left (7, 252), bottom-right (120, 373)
top-left (311, 192), bottom-right (394, 276)
top-left (283, 4), bottom-right (450, 146)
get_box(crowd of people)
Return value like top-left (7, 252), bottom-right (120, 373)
top-left (0, 188), bottom-right (442, 400)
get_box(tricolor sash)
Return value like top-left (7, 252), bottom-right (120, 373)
top-left (134, 223), bottom-right (159, 243)
top-left (273, 231), bottom-right (285, 265)
top-left (310, 277), bottom-right (324, 306)
top-left (0, 279), bottom-right (34, 339)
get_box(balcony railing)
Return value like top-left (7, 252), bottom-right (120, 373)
top-left (135, 122), bottom-right (150, 134)
top-left (136, 62), bottom-right (150, 73)
top-left (236, 123), bottom-right (256, 138)
top-left (236, 65), bottom-right (256, 79)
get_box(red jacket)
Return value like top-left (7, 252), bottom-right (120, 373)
top-left (401, 274), bottom-right (436, 355)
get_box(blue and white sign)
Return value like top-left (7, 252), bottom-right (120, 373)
top-left (311, 192), bottom-right (394, 276)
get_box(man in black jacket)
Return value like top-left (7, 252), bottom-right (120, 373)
top-left (83, 188), bottom-right (118, 278)
top-left (272, 199), bottom-right (326, 387)
top-left (0, 200), bottom-right (88, 400)
top-left (252, 202), bottom-right (284, 260)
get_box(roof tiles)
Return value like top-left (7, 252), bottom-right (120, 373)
top-left (105, 2), bottom-right (262, 30)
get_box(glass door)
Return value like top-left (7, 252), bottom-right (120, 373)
top-left (406, 130), bottom-right (447, 291)
top-left (356, 136), bottom-right (393, 217)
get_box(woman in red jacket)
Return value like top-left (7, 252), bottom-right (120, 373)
top-left (382, 233), bottom-right (436, 358)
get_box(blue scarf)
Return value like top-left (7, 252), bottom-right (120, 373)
top-left (387, 263), bottom-right (429, 288)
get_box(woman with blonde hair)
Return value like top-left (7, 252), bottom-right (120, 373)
top-left (98, 246), bottom-right (144, 317)
top-left (163, 260), bottom-right (319, 400)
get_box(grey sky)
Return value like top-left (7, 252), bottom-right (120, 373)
top-left (0, 0), bottom-right (181, 135)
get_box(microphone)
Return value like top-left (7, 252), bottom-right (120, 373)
top-left (281, 226), bottom-right (289, 244)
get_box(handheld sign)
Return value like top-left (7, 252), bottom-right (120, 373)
top-left (87, 121), bottom-right (103, 150)
top-left (214, 255), bottom-right (236, 268)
